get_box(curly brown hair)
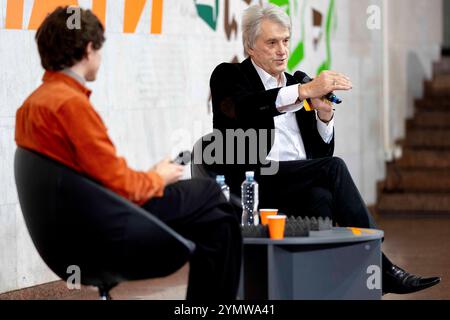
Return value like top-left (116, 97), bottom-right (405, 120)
top-left (35, 6), bottom-right (105, 71)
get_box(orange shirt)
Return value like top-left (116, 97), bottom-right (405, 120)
top-left (15, 71), bottom-right (165, 205)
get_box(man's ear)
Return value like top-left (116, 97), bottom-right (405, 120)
top-left (85, 42), bottom-right (94, 59)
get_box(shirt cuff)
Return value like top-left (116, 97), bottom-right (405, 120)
top-left (148, 171), bottom-right (165, 198)
top-left (276, 84), bottom-right (304, 113)
top-left (315, 111), bottom-right (334, 144)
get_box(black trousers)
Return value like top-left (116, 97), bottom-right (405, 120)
top-left (141, 178), bottom-right (242, 301)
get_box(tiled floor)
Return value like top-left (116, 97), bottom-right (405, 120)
top-left (1, 215), bottom-right (449, 300)
top-left (377, 215), bottom-right (450, 300)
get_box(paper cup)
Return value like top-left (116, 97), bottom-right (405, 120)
top-left (267, 215), bottom-right (286, 240)
top-left (259, 209), bottom-right (278, 225)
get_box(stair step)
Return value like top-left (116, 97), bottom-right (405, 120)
top-left (415, 98), bottom-right (450, 112)
top-left (407, 112), bottom-right (450, 129)
top-left (424, 76), bottom-right (450, 97)
top-left (394, 149), bottom-right (450, 169)
top-left (383, 166), bottom-right (450, 192)
top-left (404, 128), bottom-right (450, 148)
top-left (433, 58), bottom-right (450, 76)
top-left (377, 193), bottom-right (450, 214)
top-left (376, 58), bottom-right (450, 216)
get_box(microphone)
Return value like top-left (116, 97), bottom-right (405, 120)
top-left (293, 71), bottom-right (342, 104)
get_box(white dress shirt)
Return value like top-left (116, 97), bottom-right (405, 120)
top-left (250, 60), bottom-right (334, 161)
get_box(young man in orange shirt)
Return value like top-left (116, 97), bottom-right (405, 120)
top-left (15, 7), bottom-right (241, 300)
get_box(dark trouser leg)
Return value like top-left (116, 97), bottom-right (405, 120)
top-left (293, 186), bottom-right (334, 219)
top-left (260, 185), bottom-right (334, 219)
top-left (323, 157), bottom-right (377, 228)
top-left (142, 178), bottom-right (242, 300)
top-left (181, 218), bottom-right (242, 300)
top-left (304, 187), bottom-right (334, 219)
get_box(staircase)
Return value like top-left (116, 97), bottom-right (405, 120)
top-left (377, 57), bottom-right (450, 215)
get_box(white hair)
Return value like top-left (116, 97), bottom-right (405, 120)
top-left (242, 4), bottom-right (291, 56)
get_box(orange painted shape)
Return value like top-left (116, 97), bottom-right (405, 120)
top-left (5, 0), bottom-right (24, 29)
top-left (123, 0), bottom-right (147, 33)
top-left (150, 0), bottom-right (163, 34)
top-left (92, 0), bottom-right (107, 28)
top-left (28, 0), bottom-right (79, 30)
top-left (6, 0), bottom-right (164, 35)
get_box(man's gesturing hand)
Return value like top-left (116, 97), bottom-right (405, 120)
top-left (298, 70), bottom-right (352, 101)
top-left (151, 157), bottom-right (184, 186)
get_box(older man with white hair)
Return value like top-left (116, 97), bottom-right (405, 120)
top-left (208, 3), bottom-right (440, 295)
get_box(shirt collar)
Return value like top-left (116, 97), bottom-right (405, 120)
top-left (251, 59), bottom-right (286, 88)
top-left (42, 70), bottom-right (92, 97)
top-left (61, 68), bottom-right (86, 86)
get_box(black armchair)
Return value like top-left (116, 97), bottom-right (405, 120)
top-left (191, 133), bottom-right (242, 211)
top-left (14, 147), bottom-right (195, 299)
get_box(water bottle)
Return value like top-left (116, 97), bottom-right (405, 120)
top-left (241, 171), bottom-right (259, 226)
top-left (216, 175), bottom-right (230, 201)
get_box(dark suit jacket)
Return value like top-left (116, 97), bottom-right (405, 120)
top-left (208, 57), bottom-right (335, 193)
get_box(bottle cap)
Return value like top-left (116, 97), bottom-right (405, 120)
top-left (216, 175), bottom-right (225, 183)
top-left (245, 171), bottom-right (254, 179)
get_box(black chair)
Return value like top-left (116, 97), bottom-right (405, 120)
top-left (14, 147), bottom-right (195, 300)
top-left (191, 133), bottom-right (242, 211)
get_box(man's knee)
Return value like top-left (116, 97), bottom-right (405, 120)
top-left (330, 156), bottom-right (348, 170)
top-left (331, 156), bottom-right (346, 166)
top-left (190, 177), bottom-right (222, 196)
top-left (190, 177), bottom-right (237, 216)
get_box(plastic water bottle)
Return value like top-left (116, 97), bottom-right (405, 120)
top-left (216, 175), bottom-right (230, 201)
top-left (241, 171), bottom-right (259, 226)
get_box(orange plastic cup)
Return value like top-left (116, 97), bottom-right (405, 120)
top-left (259, 209), bottom-right (278, 225)
top-left (267, 215), bottom-right (286, 240)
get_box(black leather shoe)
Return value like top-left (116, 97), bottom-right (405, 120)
top-left (383, 264), bottom-right (441, 294)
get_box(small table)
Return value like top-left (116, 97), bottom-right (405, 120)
top-left (239, 227), bottom-right (384, 300)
